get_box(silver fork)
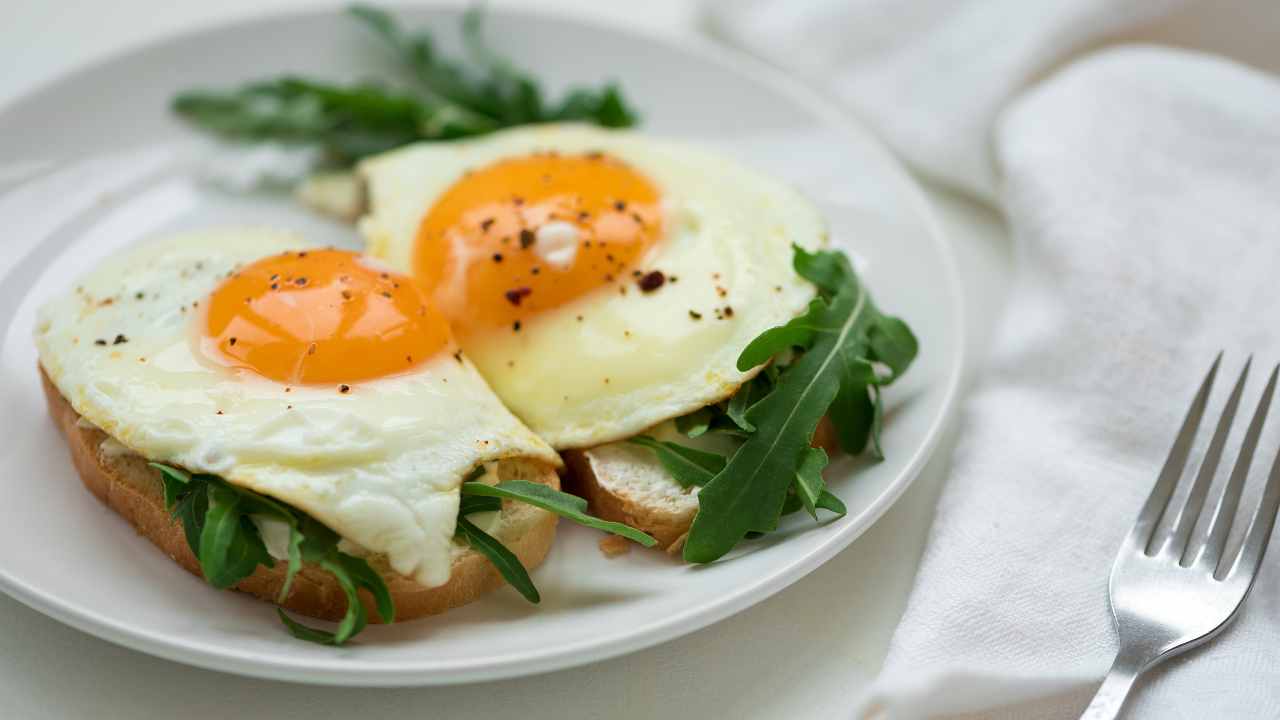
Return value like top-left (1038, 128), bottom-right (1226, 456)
top-left (1081, 354), bottom-right (1280, 719)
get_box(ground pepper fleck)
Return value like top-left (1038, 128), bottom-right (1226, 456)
top-left (638, 271), bottom-right (666, 293)
top-left (505, 287), bottom-right (533, 306)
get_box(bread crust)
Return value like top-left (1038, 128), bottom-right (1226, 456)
top-left (41, 367), bottom-right (559, 623)
top-left (564, 416), bottom-right (840, 552)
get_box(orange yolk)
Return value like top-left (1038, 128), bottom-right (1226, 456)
top-left (202, 249), bottom-right (452, 385)
top-left (414, 152), bottom-right (663, 339)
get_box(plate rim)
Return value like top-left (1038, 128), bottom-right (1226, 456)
top-left (0, 5), bottom-right (966, 686)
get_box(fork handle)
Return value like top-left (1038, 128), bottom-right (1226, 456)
top-left (1079, 646), bottom-right (1150, 720)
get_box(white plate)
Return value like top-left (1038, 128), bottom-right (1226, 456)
top-left (0, 7), bottom-right (963, 686)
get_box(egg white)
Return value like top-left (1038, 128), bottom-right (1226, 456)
top-left (359, 124), bottom-right (827, 449)
top-left (35, 228), bottom-right (559, 587)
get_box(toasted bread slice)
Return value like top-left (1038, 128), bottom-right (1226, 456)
top-left (41, 368), bottom-right (558, 623)
top-left (564, 417), bottom-right (839, 552)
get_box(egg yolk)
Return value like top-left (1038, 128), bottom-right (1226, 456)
top-left (202, 249), bottom-right (452, 385)
top-left (413, 152), bottom-right (663, 339)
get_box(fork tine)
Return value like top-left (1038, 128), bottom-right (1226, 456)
top-left (1163, 357), bottom-right (1250, 562)
top-left (1194, 364), bottom-right (1277, 573)
top-left (1129, 352), bottom-right (1221, 555)
top-left (1225, 414), bottom-right (1280, 581)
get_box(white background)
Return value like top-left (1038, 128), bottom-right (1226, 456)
top-left (0, 2), bottom-right (1010, 718)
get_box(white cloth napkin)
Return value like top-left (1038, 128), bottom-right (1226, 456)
top-left (707, 2), bottom-right (1280, 718)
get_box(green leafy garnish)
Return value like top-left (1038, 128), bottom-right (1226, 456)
top-left (461, 481), bottom-right (657, 547)
top-left (171, 5), bottom-right (638, 166)
top-left (626, 436), bottom-right (724, 488)
top-left (680, 247), bottom-right (916, 562)
top-left (150, 462), bottom-right (391, 645)
top-left (155, 460), bottom-right (656, 642)
top-left (455, 515), bottom-right (540, 603)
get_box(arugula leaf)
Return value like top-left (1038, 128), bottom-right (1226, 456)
top-left (456, 516), bottom-right (540, 603)
top-left (683, 247), bottom-right (917, 563)
top-left (725, 384), bottom-right (756, 433)
top-left (793, 447), bottom-right (830, 520)
top-left (816, 490), bottom-right (848, 516)
top-left (627, 436), bottom-right (725, 488)
top-left (173, 5), bottom-right (638, 166)
top-left (461, 481), bottom-right (657, 547)
top-left (172, 481), bottom-right (210, 557)
top-left (453, 488), bottom-right (539, 602)
top-left (674, 407), bottom-right (714, 438)
top-left (277, 609), bottom-right (344, 645)
top-left (152, 463), bottom-right (391, 645)
top-left (199, 483), bottom-right (274, 589)
top-left (458, 494), bottom-right (502, 516)
top-left (153, 463), bottom-right (191, 509)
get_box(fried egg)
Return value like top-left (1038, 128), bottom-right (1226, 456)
top-left (35, 229), bottom-right (559, 587)
top-left (359, 124), bottom-right (827, 448)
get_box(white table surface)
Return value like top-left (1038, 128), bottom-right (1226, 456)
top-left (0, 2), bottom-right (1010, 718)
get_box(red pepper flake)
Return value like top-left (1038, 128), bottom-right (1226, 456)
top-left (339, 384), bottom-right (350, 394)
top-left (689, 310), bottom-right (702, 320)
top-left (504, 287), bottom-right (533, 306)
top-left (519, 229), bottom-right (536, 249)
top-left (531, 267), bottom-right (541, 276)
top-left (406, 355), bottom-right (413, 363)
top-left (578, 211), bottom-right (591, 221)
top-left (341, 290), bottom-right (352, 300)
top-left (297, 252), bottom-right (308, 258)
top-left (379, 272), bottom-right (389, 279)
top-left (307, 343), bottom-right (317, 355)
top-left (99, 297), bottom-right (115, 307)
top-left (723, 306), bottom-right (735, 317)
top-left (604, 273), bottom-right (614, 282)
top-left (228, 337), bottom-right (237, 346)
top-left (480, 218), bottom-right (495, 232)
top-left (492, 253), bottom-right (504, 263)
top-left (585, 150), bottom-right (603, 160)
top-left (513, 196), bottom-right (525, 206)
top-left (638, 271), bottom-right (666, 293)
